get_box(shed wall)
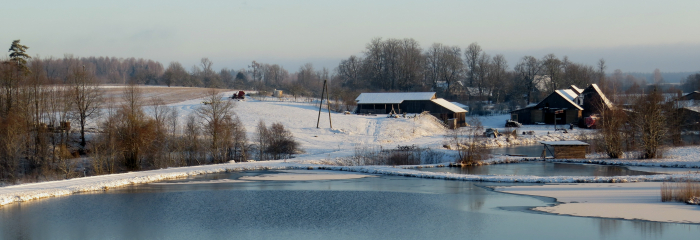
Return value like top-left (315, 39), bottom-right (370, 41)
top-left (553, 145), bottom-right (587, 159)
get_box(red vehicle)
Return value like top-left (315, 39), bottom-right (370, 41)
top-left (231, 91), bottom-right (245, 100)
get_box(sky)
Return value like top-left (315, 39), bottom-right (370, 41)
top-left (3, 0), bottom-right (700, 74)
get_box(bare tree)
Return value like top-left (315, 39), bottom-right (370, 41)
top-left (255, 120), bottom-right (269, 161)
top-left (197, 89), bottom-right (237, 163)
top-left (514, 56), bottom-right (543, 103)
top-left (337, 55), bottom-right (364, 88)
top-left (542, 54), bottom-right (563, 93)
top-left (464, 42), bottom-right (482, 87)
top-left (68, 64), bottom-right (103, 148)
top-left (162, 62), bottom-right (188, 87)
top-left (632, 88), bottom-right (668, 159)
top-left (184, 114), bottom-right (203, 165)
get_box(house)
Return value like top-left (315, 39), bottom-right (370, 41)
top-left (511, 84), bottom-right (611, 126)
top-left (355, 92), bottom-right (468, 127)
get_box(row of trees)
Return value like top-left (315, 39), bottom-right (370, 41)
top-left (335, 38), bottom-right (605, 107)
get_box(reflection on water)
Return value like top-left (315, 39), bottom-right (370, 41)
top-left (491, 145), bottom-right (549, 157)
top-left (597, 218), bottom-right (622, 239)
top-left (0, 171), bottom-right (697, 240)
top-left (418, 162), bottom-right (656, 177)
top-left (595, 218), bottom-right (670, 240)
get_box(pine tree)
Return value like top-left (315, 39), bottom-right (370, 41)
top-left (8, 40), bottom-right (31, 74)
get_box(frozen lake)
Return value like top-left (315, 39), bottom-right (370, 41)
top-left (1, 170), bottom-right (698, 240)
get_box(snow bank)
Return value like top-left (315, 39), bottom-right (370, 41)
top-left (0, 161), bottom-right (297, 207)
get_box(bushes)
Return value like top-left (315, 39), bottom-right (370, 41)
top-left (446, 118), bottom-right (490, 165)
top-left (255, 120), bottom-right (299, 160)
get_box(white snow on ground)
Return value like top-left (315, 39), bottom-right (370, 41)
top-left (164, 96), bottom-right (451, 161)
top-left (496, 182), bottom-right (700, 224)
top-left (468, 114), bottom-right (591, 148)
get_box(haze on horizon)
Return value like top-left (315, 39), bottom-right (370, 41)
top-left (3, 0), bottom-right (699, 74)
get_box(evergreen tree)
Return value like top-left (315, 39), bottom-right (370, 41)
top-left (8, 40), bottom-right (31, 74)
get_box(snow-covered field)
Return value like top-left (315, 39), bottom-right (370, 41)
top-left (4, 87), bottom-right (700, 224)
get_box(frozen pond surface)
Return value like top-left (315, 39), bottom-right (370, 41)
top-left (417, 162), bottom-right (657, 177)
top-left (1, 171), bottom-right (698, 240)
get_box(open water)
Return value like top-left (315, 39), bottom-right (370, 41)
top-left (1, 170), bottom-right (698, 240)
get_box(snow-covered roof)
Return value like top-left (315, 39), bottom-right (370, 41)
top-left (432, 98), bottom-right (467, 113)
top-left (684, 106), bottom-right (700, 113)
top-left (554, 89), bottom-right (584, 110)
top-left (540, 140), bottom-right (590, 146)
top-left (355, 92), bottom-right (436, 104)
top-left (569, 85), bottom-right (583, 94)
top-left (589, 84), bottom-right (613, 109)
top-left (451, 102), bottom-right (468, 109)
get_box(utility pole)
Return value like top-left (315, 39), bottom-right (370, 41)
top-left (316, 79), bottom-right (332, 128)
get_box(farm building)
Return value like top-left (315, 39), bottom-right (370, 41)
top-left (578, 84), bottom-right (613, 119)
top-left (510, 84), bottom-right (611, 126)
top-left (510, 88), bottom-right (582, 125)
top-left (355, 92), bottom-right (468, 127)
top-left (681, 91), bottom-right (700, 101)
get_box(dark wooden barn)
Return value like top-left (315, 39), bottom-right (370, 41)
top-left (511, 89), bottom-right (582, 125)
top-left (511, 84), bottom-right (612, 126)
top-left (579, 84), bottom-right (613, 119)
top-left (681, 91), bottom-right (700, 101)
top-left (355, 92), bottom-right (468, 127)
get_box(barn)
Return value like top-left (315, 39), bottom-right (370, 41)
top-left (510, 84), bottom-right (611, 126)
top-left (355, 92), bottom-right (468, 127)
top-left (511, 88), bottom-right (582, 125)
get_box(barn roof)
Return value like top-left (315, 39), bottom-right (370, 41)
top-left (355, 92), bottom-right (436, 104)
top-left (569, 85), bottom-right (583, 94)
top-left (554, 89), bottom-right (584, 110)
top-left (540, 140), bottom-right (590, 146)
top-left (432, 98), bottom-right (468, 113)
top-left (450, 102), bottom-right (468, 109)
top-left (583, 84), bottom-right (613, 109)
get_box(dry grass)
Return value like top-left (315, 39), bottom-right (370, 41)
top-left (100, 86), bottom-right (231, 106)
top-left (661, 181), bottom-right (700, 203)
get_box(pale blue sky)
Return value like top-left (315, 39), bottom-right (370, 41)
top-left (3, 0), bottom-right (700, 74)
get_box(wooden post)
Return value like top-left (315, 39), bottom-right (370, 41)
top-left (325, 80), bottom-right (332, 129)
top-left (316, 80), bottom-right (326, 128)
